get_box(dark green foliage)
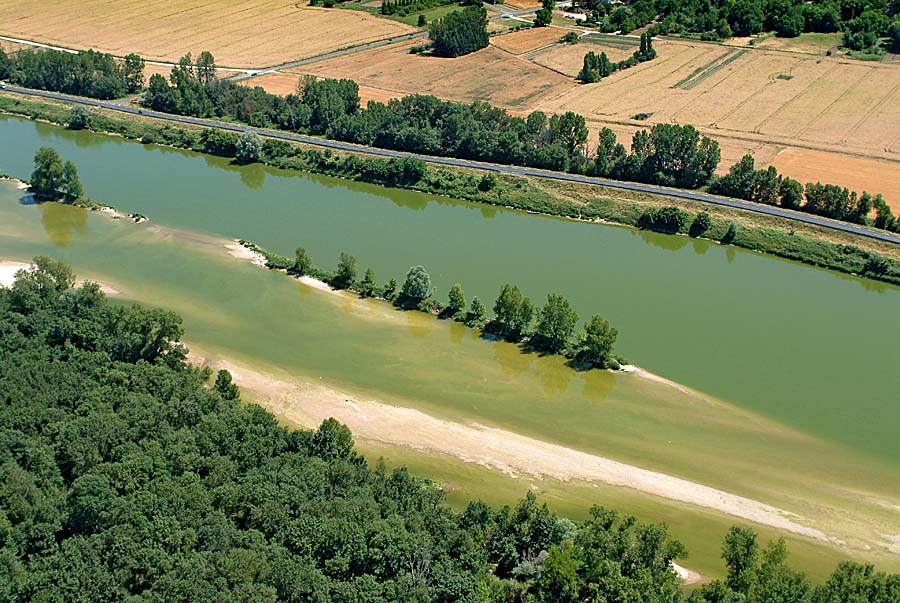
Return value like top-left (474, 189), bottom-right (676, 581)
top-left (578, 314), bottom-right (617, 367)
top-left (534, 7), bottom-right (553, 25)
top-left (890, 19), bottom-right (900, 51)
top-left (639, 206), bottom-right (689, 233)
top-left (300, 76), bottom-right (360, 135)
top-left (382, 0), bottom-right (456, 15)
top-left (29, 147), bottom-right (64, 198)
top-left (399, 265), bottom-right (433, 306)
top-left (491, 284), bottom-right (534, 339)
top-left (587, 125), bottom-right (719, 188)
top-left (30, 147), bottom-right (83, 202)
top-left (214, 369), bottom-right (240, 399)
top-left (689, 211), bottom-right (712, 237)
top-left (723, 526), bottom-right (759, 594)
top-left (333, 252), bottom-right (358, 289)
top-left (235, 131), bottom-right (263, 163)
top-left (361, 267), bottom-right (378, 297)
top-left (578, 36), bottom-right (654, 83)
top-left (465, 296), bottom-right (487, 326)
top-left (5, 48), bottom-right (143, 99)
top-left (292, 247), bottom-right (313, 276)
top-left (429, 7), bottom-right (490, 57)
top-left (447, 283), bottom-right (466, 315)
top-left (61, 160), bottom-right (83, 202)
top-left (534, 293), bottom-right (578, 352)
top-left (200, 128), bottom-right (240, 157)
top-left (709, 155), bottom-right (893, 230)
top-left (722, 220), bottom-right (739, 244)
top-left (68, 106), bottom-right (92, 130)
top-left (578, 0), bottom-right (891, 44)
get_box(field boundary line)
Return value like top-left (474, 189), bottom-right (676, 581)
top-left (794, 65), bottom-right (873, 141)
top-left (840, 75), bottom-right (900, 146)
top-left (754, 60), bottom-right (839, 137)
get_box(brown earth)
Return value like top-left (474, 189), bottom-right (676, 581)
top-left (768, 148), bottom-right (900, 212)
top-left (490, 27), bottom-right (567, 55)
top-left (291, 40), bottom-right (576, 109)
top-left (534, 38), bottom-right (900, 197)
top-left (0, 0), bottom-right (414, 68)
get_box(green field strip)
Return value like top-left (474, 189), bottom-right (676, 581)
top-left (674, 48), bottom-right (748, 90)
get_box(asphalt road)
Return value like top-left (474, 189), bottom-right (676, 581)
top-left (4, 84), bottom-right (900, 246)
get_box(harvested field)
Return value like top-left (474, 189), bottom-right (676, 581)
top-left (0, 0), bottom-right (414, 68)
top-left (292, 40), bottom-right (576, 109)
top-left (141, 63), bottom-right (234, 85)
top-left (531, 41), bottom-right (637, 77)
top-left (767, 149), bottom-right (900, 213)
top-left (239, 72), bottom-right (300, 96)
top-left (538, 39), bottom-right (900, 168)
top-left (491, 27), bottom-right (566, 55)
top-left (239, 72), bottom-right (402, 105)
top-left (502, 0), bottom-right (542, 8)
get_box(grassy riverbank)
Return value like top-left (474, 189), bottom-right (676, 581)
top-left (2, 91), bottom-right (899, 286)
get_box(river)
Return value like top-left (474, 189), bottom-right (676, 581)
top-left (1, 115), bottom-right (899, 574)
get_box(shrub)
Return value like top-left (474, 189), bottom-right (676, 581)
top-left (638, 206), bottom-right (688, 234)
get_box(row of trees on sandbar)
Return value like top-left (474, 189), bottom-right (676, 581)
top-left (249, 243), bottom-right (622, 369)
top-left (29, 147), bottom-right (83, 202)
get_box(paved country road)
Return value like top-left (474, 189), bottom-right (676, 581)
top-left (4, 85), bottom-right (900, 246)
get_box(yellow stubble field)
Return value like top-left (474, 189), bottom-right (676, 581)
top-left (0, 0), bottom-right (414, 68)
top-left (291, 39), bottom-right (576, 110)
top-left (535, 39), bottom-right (900, 198)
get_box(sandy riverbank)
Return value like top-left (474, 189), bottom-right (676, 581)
top-left (194, 352), bottom-right (831, 547)
top-left (0, 259), bottom-right (121, 294)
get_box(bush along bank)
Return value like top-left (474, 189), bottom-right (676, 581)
top-left (636, 205), bottom-right (900, 286)
top-left (1, 94), bottom-right (899, 286)
top-left (239, 240), bottom-right (626, 371)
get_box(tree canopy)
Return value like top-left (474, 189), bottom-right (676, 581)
top-left (429, 7), bottom-right (490, 57)
top-left (3, 48), bottom-right (144, 99)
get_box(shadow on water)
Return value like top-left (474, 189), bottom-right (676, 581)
top-left (34, 121), bottom-right (106, 149)
top-left (38, 201), bottom-right (88, 246)
top-left (582, 369), bottom-right (615, 404)
top-left (492, 338), bottom-right (534, 378)
top-left (637, 228), bottom-right (692, 252)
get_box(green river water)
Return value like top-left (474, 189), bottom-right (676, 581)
top-left (1, 116), bottom-right (899, 573)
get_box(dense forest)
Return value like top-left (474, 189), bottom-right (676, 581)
top-left (0, 47), bottom-right (144, 100)
top-left (574, 0), bottom-right (900, 53)
top-left (2, 259), bottom-right (900, 601)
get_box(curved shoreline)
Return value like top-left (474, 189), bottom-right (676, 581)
top-left (197, 352), bottom-right (832, 546)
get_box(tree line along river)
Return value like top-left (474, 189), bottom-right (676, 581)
top-left (1, 115), bottom-right (899, 576)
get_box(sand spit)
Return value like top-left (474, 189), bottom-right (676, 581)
top-left (225, 243), bottom-right (267, 267)
top-left (198, 355), bottom-right (832, 545)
